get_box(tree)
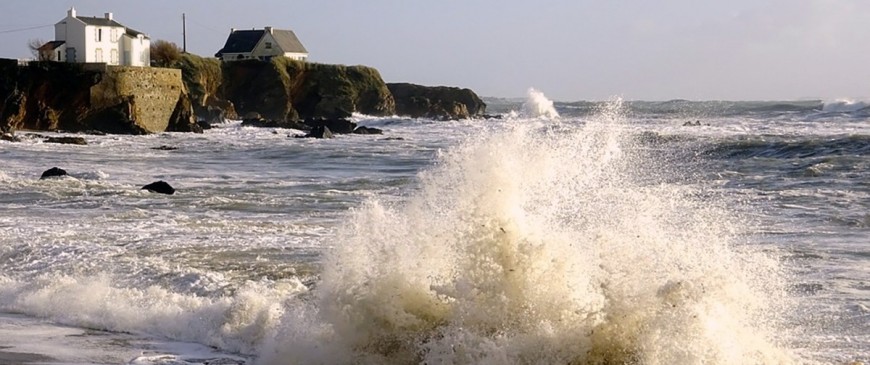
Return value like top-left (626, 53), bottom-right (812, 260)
top-left (28, 38), bottom-right (51, 61)
top-left (150, 40), bottom-right (182, 67)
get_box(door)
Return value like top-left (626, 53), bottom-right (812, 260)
top-left (65, 48), bottom-right (76, 62)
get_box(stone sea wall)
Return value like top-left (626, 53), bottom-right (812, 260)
top-left (0, 59), bottom-right (190, 134)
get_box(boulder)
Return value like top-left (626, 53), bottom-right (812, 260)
top-left (241, 117), bottom-right (308, 130)
top-left (352, 126), bottom-right (383, 135)
top-left (142, 180), bottom-right (175, 195)
top-left (299, 126), bottom-right (334, 139)
top-left (40, 167), bottom-right (68, 179)
top-left (387, 82), bottom-right (486, 120)
top-left (1, 133), bottom-right (19, 142)
top-left (44, 136), bottom-right (87, 145)
top-left (303, 117), bottom-right (356, 134)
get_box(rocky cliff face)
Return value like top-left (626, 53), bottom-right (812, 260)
top-left (387, 83), bottom-right (486, 120)
top-left (221, 58), bottom-right (396, 121)
top-left (1, 56), bottom-right (485, 135)
top-left (0, 59), bottom-right (191, 134)
top-left (171, 54), bottom-right (235, 124)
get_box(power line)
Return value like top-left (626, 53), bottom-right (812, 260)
top-left (0, 24), bottom-right (53, 35)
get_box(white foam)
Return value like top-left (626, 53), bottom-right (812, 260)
top-left (521, 88), bottom-right (560, 119)
top-left (258, 100), bottom-right (798, 364)
top-left (821, 99), bottom-right (870, 113)
top-left (0, 273), bottom-right (308, 357)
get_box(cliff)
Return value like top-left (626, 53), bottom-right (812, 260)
top-left (221, 58), bottom-right (395, 121)
top-left (170, 53), bottom-right (235, 123)
top-left (0, 59), bottom-right (191, 134)
top-left (387, 83), bottom-right (486, 120)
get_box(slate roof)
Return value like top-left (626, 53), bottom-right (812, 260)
top-left (215, 28), bottom-right (307, 57)
top-left (126, 27), bottom-right (148, 38)
top-left (75, 16), bottom-right (124, 28)
top-left (71, 15), bottom-right (150, 39)
top-left (38, 40), bottom-right (66, 51)
top-left (271, 30), bottom-right (307, 53)
top-left (216, 30), bottom-right (264, 56)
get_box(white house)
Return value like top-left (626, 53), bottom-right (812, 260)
top-left (38, 8), bottom-right (150, 67)
top-left (215, 27), bottom-right (307, 62)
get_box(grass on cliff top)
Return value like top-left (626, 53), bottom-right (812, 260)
top-left (170, 53), bottom-right (221, 104)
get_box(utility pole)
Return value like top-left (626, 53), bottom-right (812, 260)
top-left (182, 13), bottom-right (187, 53)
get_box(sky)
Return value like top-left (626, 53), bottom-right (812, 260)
top-left (1, 0), bottom-right (868, 101)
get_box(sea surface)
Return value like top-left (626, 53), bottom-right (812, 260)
top-left (0, 91), bottom-right (867, 364)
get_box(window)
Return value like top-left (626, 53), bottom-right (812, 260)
top-left (265, 42), bottom-right (272, 49)
top-left (111, 49), bottom-right (118, 65)
top-left (57, 50), bottom-right (61, 60)
top-left (96, 28), bottom-right (102, 42)
top-left (96, 48), bottom-right (103, 63)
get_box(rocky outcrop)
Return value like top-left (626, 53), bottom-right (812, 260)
top-left (40, 167), bottom-right (68, 179)
top-left (170, 54), bottom-right (236, 124)
top-left (222, 58), bottom-right (395, 121)
top-left (0, 59), bottom-right (190, 134)
top-left (387, 83), bottom-right (486, 120)
top-left (142, 181), bottom-right (175, 195)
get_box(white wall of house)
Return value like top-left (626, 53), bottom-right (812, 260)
top-left (282, 52), bottom-right (307, 61)
top-left (51, 8), bottom-right (149, 66)
top-left (122, 34), bottom-right (150, 67)
top-left (250, 32), bottom-right (308, 61)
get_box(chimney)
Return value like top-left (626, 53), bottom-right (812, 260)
top-left (68, 7), bottom-right (76, 18)
top-left (231, 28), bottom-right (236, 33)
top-left (105, 12), bottom-right (113, 20)
top-left (265, 26), bottom-right (273, 34)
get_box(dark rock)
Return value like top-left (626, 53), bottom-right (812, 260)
top-left (387, 83), bottom-right (486, 120)
top-left (481, 114), bottom-right (503, 119)
top-left (40, 167), bottom-right (67, 179)
top-left (151, 145), bottom-right (179, 151)
top-left (142, 180), bottom-right (175, 195)
top-left (166, 92), bottom-right (202, 134)
top-left (683, 120), bottom-right (702, 127)
top-left (352, 126), bottom-right (383, 135)
top-left (298, 126), bottom-right (334, 139)
top-left (381, 137), bottom-right (405, 141)
top-left (241, 117), bottom-right (308, 130)
top-left (196, 120), bottom-right (212, 130)
top-left (44, 136), bottom-right (87, 145)
top-left (1, 133), bottom-right (20, 142)
top-left (303, 117), bottom-right (356, 134)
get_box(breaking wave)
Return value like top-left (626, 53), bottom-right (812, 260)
top-left (821, 99), bottom-right (870, 113)
top-left (259, 100), bottom-right (798, 364)
top-left (521, 88), bottom-right (560, 119)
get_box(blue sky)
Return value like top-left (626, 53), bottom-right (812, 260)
top-left (1, 0), bottom-right (868, 101)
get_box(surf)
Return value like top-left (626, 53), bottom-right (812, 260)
top-left (258, 98), bottom-right (797, 364)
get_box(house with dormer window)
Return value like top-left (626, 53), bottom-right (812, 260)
top-left (38, 7), bottom-right (150, 67)
top-left (215, 27), bottom-right (307, 62)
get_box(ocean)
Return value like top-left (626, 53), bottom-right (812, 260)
top-left (0, 90), bottom-right (867, 364)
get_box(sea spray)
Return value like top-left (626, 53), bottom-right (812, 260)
top-left (258, 100), bottom-right (796, 364)
top-left (521, 88), bottom-right (560, 119)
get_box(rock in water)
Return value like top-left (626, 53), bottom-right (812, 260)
top-left (299, 126), bottom-right (334, 139)
top-left (44, 136), bottom-right (87, 145)
top-left (352, 126), bottom-right (383, 135)
top-left (142, 181), bottom-right (175, 195)
top-left (40, 167), bottom-right (68, 179)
